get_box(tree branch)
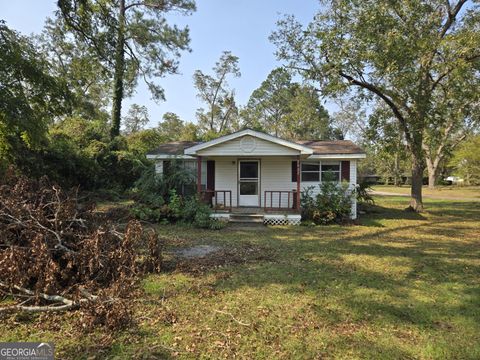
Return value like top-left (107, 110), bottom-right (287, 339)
top-left (440, 0), bottom-right (468, 38)
top-left (338, 71), bottom-right (413, 145)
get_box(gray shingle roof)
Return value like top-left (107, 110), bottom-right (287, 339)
top-left (295, 140), bottom-right (365, 155)
top-left (147, 141), bottom-right (201, 155)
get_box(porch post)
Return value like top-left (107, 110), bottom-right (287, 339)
top-left (296, 155), bottom-right (301, 210)
top-left (197, 156), bottom-right (202, 194)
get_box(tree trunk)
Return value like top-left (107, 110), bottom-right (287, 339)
top-left (393, 152), bottom-right (399, 186)
top-left (409, 152), bottom-right (425, 212)
top-left (428, 172), bottom-right (436, 189)
top-left (425, 155), bottom-right (442, 189)
top-left (110, 0), bottom-right (126, 139)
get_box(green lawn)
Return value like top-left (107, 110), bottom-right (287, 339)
top-left (2, 197), bottom-right (480, 359)
top-left (372, 185), bottom-right (480, 199)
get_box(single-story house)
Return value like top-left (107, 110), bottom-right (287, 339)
top-left (147, 129), bottom-right (366, 225)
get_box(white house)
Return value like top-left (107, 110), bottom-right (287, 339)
top-left (147, 129), bottom-right (366, 225)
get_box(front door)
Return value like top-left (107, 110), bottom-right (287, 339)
top-left (238, 160), bottom-right (260, 207)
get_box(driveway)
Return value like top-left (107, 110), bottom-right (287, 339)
top-left (370, 190), bottom-right (480, 202)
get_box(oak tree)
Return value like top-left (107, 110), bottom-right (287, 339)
top-left (271, 0), bottom-right (480, 211)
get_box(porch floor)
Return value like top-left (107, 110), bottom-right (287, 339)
top-left (215, 207), bottom-right (300, 215)
top-left (211, 207), bottom-right (302, 225)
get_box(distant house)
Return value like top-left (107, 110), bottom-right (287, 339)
top-left (147, 129), bottom-right (366, 224)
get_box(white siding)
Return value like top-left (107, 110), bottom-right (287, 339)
top-left (154, 160), bottom-right (163, 175)
top-left (214, 157), bottom-right (238, 207)
top-left (350, 160), bottom-right (357, 219)
top-left (197, 135), bottom-right (300, 156)
top-left (261, 157), bottom-right (296, 208)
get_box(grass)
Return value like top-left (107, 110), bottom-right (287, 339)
top-left (2, 196), bottom-right (480, 359)
top-left (372, 185), bottom-right (480, 199)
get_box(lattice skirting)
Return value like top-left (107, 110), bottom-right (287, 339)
top-left (263, 215), bottom-right (301, 226)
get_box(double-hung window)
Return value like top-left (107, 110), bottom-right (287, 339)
top-left (301, 162), bottom-right (320, 182)
top-left (321, 162), bottom-right (341, 182)
top-left (295, 161), bottom-right (342, 182)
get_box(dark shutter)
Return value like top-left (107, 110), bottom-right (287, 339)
top-left (291, 161), bottom-right (298, 182)
top-left (206, 160), bottom-right (215, 190)
top-left (163, 160), bottom-right (171, 176)
top-left (341, 161), bottom-right (350, 182)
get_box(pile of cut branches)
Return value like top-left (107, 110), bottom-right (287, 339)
top-left (0, 169), bottom-right (162, 329)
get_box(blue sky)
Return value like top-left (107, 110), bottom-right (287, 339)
top-left (2, 0), bottom-right (322, 127)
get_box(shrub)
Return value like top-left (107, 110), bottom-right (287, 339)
top-left (356, 180), bottom-right (375, 204)
top-left (181, 195), bottom-right (223, 229)
top-left (132, 163), bottom-right (224, 229)
top-left (301, 181), bottom-right (354, 225)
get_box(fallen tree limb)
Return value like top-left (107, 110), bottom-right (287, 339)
top-left (214, 309), bottom-right (251, 326)
top-left (0, 281), bottom-right (92, 313)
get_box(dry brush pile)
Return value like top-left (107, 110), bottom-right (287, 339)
top-left (0, 170), bottom-right (162, 330)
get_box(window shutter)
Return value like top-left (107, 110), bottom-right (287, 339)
top-left (207, 160), bottom-right (215, 190)
top-left (163, 160), bottom-right (171, 177)
top-left (341, 161), bottom-right (350, 182)
top-left (291, 161), bottom-right (298, 182)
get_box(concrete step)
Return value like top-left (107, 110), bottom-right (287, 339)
top-left (229, 218), bottom-right (265, 224)
top-left (230, 214), bottom-right (264, 219)
top-left (229, 214), bottom-right (265, 224)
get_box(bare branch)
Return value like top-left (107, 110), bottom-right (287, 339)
top-left (338, 71), bottom-right (413, 145)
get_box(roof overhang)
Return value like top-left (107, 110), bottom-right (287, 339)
top-left (308, 153), bottom-right (367, 159)
top-left (146, 154), bottom-right (195, 160)
top-left (184, 129), bottom-right (313, 156)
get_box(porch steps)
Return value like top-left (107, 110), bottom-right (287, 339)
top-left (229, 213), bottom-right (264, 224)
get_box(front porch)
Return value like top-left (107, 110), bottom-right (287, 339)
top-left (199, 189), bottom-right (301, 213)
top-left (210, 209), bottom-right (302, 226)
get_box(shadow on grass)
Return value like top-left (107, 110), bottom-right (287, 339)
top-left (203, 200), bottom-right (480, 334)
top-left (358, 202), bottom-right (426, 227)
top-left (143, 198), bottom-right (480, 358)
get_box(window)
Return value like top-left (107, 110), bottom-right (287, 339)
top-left (321, 163), bottom-right (340, 182)
top-left (301, 162), bottom-right (320, 182)
top-left (239, 161), bottom-right (258, 179)
top-left (239, 182), bottom-right (258, 195)
top-left (165, 160), bottom-right (207, 195)
top-left (184, 160), bottom-right (207, 185)
top-left (293, 161), bottom-right (342, 183)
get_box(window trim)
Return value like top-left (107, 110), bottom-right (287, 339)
top-left (295, 161), bottom-right (342, 183)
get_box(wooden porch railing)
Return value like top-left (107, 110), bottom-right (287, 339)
top-left (201, 190), bottom-right (232, 212)
top-left (264, 190), bottom-right (298, 211)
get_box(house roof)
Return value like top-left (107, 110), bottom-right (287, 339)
top-left (296, 140), bottom-right (365, 155)
top-left (146, 130), bottom-right (365, 159)
top-left (184, 129), bottom-right (313, 155)
top-left (147, 141), bottom-right (200, 155)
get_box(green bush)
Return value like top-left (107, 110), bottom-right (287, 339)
top-left (130, 204), bottom-right (162, 222)
top-left (301, 181), bottom-right (354, 225)
top-left (131, 161), bottom-right (225, 229)
top-left (356, 181), bottom-right (375, 204)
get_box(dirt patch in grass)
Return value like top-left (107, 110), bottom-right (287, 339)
top-left (173, 242), bottom-right (275, 275)
top-left (174, 244), bottom-right (223, 258)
